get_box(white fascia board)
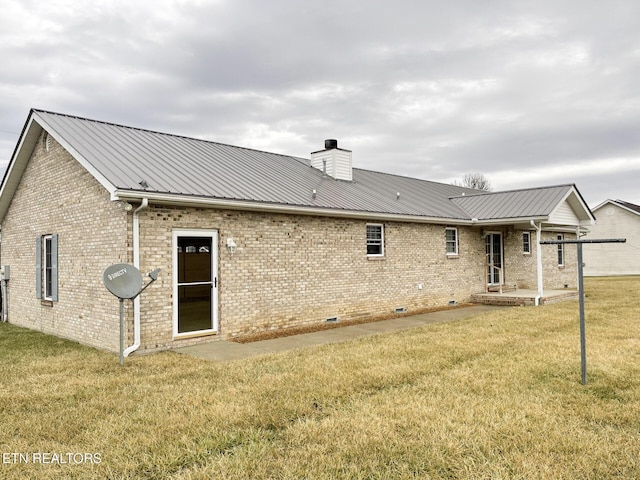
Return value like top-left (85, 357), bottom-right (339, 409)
top-left (31, 112), bottom-right (118, 198)
top-left (473, 216), bottom-right (549, 226)
top-left (114, 190), bottom-right (570, 227)
top-left (113, 190), bottom-right (475, 225)
top-left (0, 116), bottom-right (43, 223)
top-left (591, 199), bottom-right (616, 212)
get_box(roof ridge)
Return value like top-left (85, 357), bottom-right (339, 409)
top-left (450, 183), bottom-right (575, 199)
top-left (352, 166), bottom-right (479, 192)
top-left (32, 108), bottom-right (308, 162)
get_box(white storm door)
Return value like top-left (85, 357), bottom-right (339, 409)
top-left (485, 233), bottom-right (503, 285)
top-left (173, 230), bottom-right (218, 337)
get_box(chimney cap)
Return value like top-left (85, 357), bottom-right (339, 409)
top-left (324, 139), bottom-right (338, 150)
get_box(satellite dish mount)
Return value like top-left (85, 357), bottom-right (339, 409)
top-left (103, 264), bottom-right (161, 365)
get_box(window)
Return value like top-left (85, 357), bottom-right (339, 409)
top-left (523, 232), bottom-right (531, 254)
top-left (366, 224), bottom-right (384, 256)
top-left (557, 234), bottom-right (564, 266)
top-left (445, 228), bottom-right (458, 255)
top-left (36, 234), bottom-right (58, 301)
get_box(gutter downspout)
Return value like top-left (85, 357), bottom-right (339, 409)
top-left (124, 198), bottom-right (148, 357)
top-left (530, 220), bottom-right (543, 306)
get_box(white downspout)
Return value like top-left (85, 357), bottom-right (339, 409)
top-left (124, 198), bottom-right (148, 357)
top-left (530, 220), bottom-right (543, 306)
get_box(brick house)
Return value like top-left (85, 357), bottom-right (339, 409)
top-left (0, 109), bottom-right (595, 354)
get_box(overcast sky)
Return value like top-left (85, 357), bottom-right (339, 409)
top-left (1, 0), bottom-right (639, 207)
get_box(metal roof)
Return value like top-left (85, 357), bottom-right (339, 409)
top-left (0, 109), bottom-right (595, 226)
top-left (451, 185), bottom-right (574, 220)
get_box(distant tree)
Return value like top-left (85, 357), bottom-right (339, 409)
top-left (453, 172), bottom-right (492, 191)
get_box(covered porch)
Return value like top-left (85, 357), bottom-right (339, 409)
top-left (471, 289), bottom-right (579, 306)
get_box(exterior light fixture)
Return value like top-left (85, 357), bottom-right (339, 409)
top-left (226, 238), bottom-right (237, 254)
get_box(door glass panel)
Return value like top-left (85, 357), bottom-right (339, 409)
top-left (177, 285), bottom-right (212, 333)
top-left (178, 237), bottom-right (211, 283)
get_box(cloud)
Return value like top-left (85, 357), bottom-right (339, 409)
top-left (1, 0), bottom-right (639, 206)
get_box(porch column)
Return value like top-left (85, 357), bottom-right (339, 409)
top-left (531, 221), bottom-right (544, 305)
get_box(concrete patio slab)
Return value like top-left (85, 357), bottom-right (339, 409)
top-left (174, 304), bottom-right (505, 362)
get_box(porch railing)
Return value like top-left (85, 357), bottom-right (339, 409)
top-left (485, 262), bottom-right (504, 294)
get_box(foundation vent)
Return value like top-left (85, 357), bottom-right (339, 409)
top-left (394, 307), bottom-right (407, 314)
top-left (325, 316), bottom-right (339, 323)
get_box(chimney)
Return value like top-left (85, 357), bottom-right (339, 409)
top-left (310, 139), bottom-right (352, 181)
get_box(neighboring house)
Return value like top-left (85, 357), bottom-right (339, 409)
top-left (0, 109), bottom-right (595, 354)
top-left (583, 200), bottom-right (640, 276)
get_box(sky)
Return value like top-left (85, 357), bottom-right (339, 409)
top-left (1, 0), bottom-right (639, 208)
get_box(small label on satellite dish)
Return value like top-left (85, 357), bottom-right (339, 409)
top-left (103, 263), bottom-right (143, 299)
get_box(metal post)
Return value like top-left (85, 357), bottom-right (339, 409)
top-left (539, 237), bottom-right (625, 385)
top-left (577, 243), bottom-right (586, 385)
top-left (119, 298), bottom-right (124, 366)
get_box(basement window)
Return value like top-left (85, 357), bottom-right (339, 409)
top-left (366, 224), bottom-right (384, 257)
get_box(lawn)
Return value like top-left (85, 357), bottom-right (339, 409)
top-left (1, 276), bottom-right (639, 479)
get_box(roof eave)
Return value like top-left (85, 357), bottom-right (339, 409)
top-left (113, 190), bottom-right (476, 225)
top-left (114, 190), bottom-right (588, 228)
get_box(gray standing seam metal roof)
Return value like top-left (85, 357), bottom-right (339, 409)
top-left (4, 109), bottom-right (590, 224)
top-left (451, 185), bottom-right (573, 220)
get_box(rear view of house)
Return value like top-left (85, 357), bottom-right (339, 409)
top-left (0, 109), bottom-right (595, 354)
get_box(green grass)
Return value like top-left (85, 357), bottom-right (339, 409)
top-left (1, 276), bottom-right (639, 479)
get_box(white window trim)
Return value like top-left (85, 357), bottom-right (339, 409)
top-left (523, 232), bottom-right (531, 255)
top-left (557, 234), bottom-right (565, 266)
top-left (366, 223), bottom-right (384, 257)
top-left (445, 227), bottom-right (458, 256)
top-left (43, 235), bottom-right (54, 301)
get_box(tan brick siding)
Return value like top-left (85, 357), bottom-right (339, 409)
top-left (0, 133), bottom-right (580, 354)
top-left (136, 209), bottom-right (490, 351)
top-left (504, 228), bottom-right (577, 289)
top-left (1, 132), bottom-right (130, 351)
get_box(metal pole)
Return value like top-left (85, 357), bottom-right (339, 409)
top-left (119, 298), bottom-right (124, 366)
top-left (577, 243), bottom-right (586, 384)
top-left (538, 238), bottom-right (624, 385)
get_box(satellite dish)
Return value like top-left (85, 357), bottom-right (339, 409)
top-left (103, 264), bottom-right (143, 299)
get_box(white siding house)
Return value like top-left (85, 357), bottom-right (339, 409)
top-left (583, 200), bottom-right (640, 276)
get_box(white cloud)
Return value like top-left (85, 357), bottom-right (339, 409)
top-left (1, 0), bottom-right (639, 206)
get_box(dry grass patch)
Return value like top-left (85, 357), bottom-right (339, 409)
top-left (1, 277), bottom-right (640, 479)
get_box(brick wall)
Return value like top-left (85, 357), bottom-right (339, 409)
top-left (0, 132), bottom-right (579, 354)
top-left (504, 228), bottom-right (577, 289)
top-left (1, 132), bottom-right (130, 351)
top-left (136, 207), bottom-right (488, 351)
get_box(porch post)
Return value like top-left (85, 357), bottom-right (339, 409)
top-left (531, 221), bottom-right (544, 305)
